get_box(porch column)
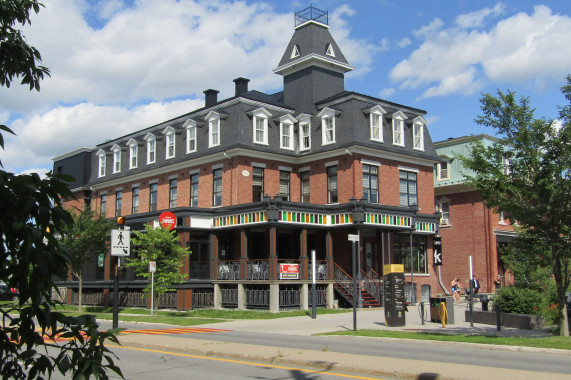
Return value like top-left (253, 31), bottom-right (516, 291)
top-left (237, 284), bottom-right (246, 310)
top-left (269, 283), bottom-right (279, 313)
top-left (240, 229), bottom-right (248, 280)
top-left (301, 283), bottom-right (309, 310)
top-left (299, 228), bottom-right (308, 280)
top-left (327, 284), bottom-right (335, 309)
top-left (325, 230), bottom-right (334, 280)
top-left (213, 284), bottom-right (222, 309)
top-left (269, 226), bottom-right (278, 280)
top-left (210, 232), bottom-right (219, 280)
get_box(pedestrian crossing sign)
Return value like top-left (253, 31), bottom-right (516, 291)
top-left (111, 229), bottom-right (130, 256)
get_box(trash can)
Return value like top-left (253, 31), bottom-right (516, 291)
top-left (480, 295), bottom-right (489, 311)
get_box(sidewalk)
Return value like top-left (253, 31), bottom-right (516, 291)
top-left (116, 304), bottom-right (565, 380)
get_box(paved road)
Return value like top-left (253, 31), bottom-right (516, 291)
top-left (93, 305), bottom-right (571, 379)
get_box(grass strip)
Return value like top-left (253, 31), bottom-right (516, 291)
top-left (324, 329), bottom-right (571, 350)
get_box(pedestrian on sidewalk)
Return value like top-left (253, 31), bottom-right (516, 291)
top-left (470, 275), bottom-right (480, 295)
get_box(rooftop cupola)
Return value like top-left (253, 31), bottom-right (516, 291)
top-left (274, 5), bottom-right (353, 113)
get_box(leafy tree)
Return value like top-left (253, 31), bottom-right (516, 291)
top-left (0, 0), bottom-right (50, 90)
top-left (60, 207), bottom-right (114, 312)
top-left (126, 225), bottom-right (189, 315)
top-left (0, 1), bottom-right (123, 378)
top-left (462, 75), bottom-right (571, 336)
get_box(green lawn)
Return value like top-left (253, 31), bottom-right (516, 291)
top-left (324, 329), bottom-right (571, 350)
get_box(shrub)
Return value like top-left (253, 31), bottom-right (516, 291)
top-left (495, 286), bottom-right (542, 315)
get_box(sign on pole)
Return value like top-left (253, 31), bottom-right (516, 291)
top-left (111, 229), bottom-right (130, 256)
top-left (149, 261), bottom-right (156, 273)
top-left (433, 237), bottom-right (442, 266)
top-left (348, 234), bottom-right (359, 242)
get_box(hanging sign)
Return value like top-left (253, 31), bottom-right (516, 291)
top-left (159, 211), bottom-right (177, 230)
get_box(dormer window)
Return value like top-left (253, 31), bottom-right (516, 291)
top-left (291, 44), bottom-right (300, 59)
top-left (326, 43), bottom-right (335, 57)
top-left (111, 144), bottom-right (121, 174)
top-left (279, 114), bottom-right (297, 150)
top-left (437, 155), bottom-right (451, 181)
top-left (252, 108), bottom-right (271, 145)
top-left (369, 105), bottom-right (387, 142)
top-left (184, 119), bottom-right (197, 153)
top-left (298, 113), bottom-right (311, 151)
top-left (392, 111), bottom-right (406, 147)
top-left (144, 133), bottom-right (156, 164)
top-left (206, 111), bottom-right (221, 148)
top-left (413, 116), bottom-right (426, 151)
top-left (97, 149), bottom-right (106, 178)
top-left (162, 126), bottom-right (176, 159)
top-left (127, 138), bottom-right (138, 169)
top-left (318, 108), bottom-right (336, 146)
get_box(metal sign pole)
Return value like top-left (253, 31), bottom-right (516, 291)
top-left (151, 270), bottom-right (154, 316)
top-left (352, 240), bottom-right (357, 331)
top-left (469, 255), bottom-right (474, 327)
top-left (113, 257), bottom-right (119, 329)
top-left (311, 249), bottom-right (316, 319)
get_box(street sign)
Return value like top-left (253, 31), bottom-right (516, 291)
top-left (149, 261), bottom-right (156, 273)
top-left (348, 234), bottom-right (359, 242)
top-left (433, 237), bottom-right (442, 266)
top-left (111, 229), bottom-right (130, 256)
top-left (159, 211), bottom-right (177, 230)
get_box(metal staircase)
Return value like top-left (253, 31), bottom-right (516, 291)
top-left (333, 263), bottom-right (382, 307)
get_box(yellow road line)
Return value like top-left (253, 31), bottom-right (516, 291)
top-left (109, 344), bottom-right (384, 380)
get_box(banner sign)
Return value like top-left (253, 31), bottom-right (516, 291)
top-left (280, 263), bottom-right (299, 280)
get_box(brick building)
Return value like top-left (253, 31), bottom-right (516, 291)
top-left (434, 135), bottom-right (516, 294)
top-left (53, 6), bottom-right (441, 311)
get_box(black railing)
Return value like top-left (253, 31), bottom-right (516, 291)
top-left (295, 4), bottom-right (328, 26)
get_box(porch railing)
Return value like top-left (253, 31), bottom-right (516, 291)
top-left (333, 263), bottom-right (354, 300)
top-left (361, 270), bottom-right (382, 304)
top-left (218, 260), bottom-right (240, 280)
top-left (309, 261), bottom-right (328, 281)
top-left (247, 260), bottom-right (270, 280)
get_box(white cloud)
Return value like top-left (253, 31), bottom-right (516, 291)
top-left (397, 38), bottom-right (411, 48)
top-left (455, 3), bottom-right (505, 29)
top-left (390, 5), bottom-right (571, 98)
top-left (379, 88), bottom-right (395, 98)
top-left (3, 99), bottom-right (202, 172)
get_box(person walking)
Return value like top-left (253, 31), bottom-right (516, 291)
top-left (471, 275), bottom-right (480, 295)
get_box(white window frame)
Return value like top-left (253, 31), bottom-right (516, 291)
top-left (96, 149), bottom-right (106, 178)
top-left (437, 197), bottom-right (450, 226)
top-left (144, 132), bottom-right (156, 164)
top-left (252, 108), bottom-right (271, 145)
top-left (127, 138), bottom-right (138, 169)
top-left (279, 114), bottom-right (297, 150)
top-left (326, 43), bottom-right (335, 57)
top-left (162, 126), bottom-right (176, 159)
top-left (206, 111), bottom-right (221, 148)
top-left (317, 107), bottom-right (336, 146)
top-left (291, 44), bottom-right (300, 59)
top-left (392, 111), bottom-right (406, 147)
top-left (184, 119), bottom-right (197, 153)
top-left (111, 144), bottom-right (121, 174)
top-left (298, 113), bottom-right (312, 151)
top-left (437, 155), bottom-right (451, 181)
top-left (412, 116), bottom-right (426, 151)
top-left (369, 105), bottom-right (386, 143)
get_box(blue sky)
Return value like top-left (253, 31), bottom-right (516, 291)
top-left (1, 0), bottom-right (570, 175)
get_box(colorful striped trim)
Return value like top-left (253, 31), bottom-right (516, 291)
top-left (213, 211), bottom-right (267, 228)
top-left (364, 213), bottom-right (412, 228)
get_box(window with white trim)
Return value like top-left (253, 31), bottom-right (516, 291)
top-left (207, 113), bottom-right (220, 148)
top-left (127, 139), bottom-right (138, 169)
top-left (413, 119), bottom-right (425, 151)
top-left (97, 149), bottom-right (106, 177)
top-left (298, 114), bottom-right (312, 151)
top-left (112, 146), bottom-right (121, 173)
top-left (318, 108), bottom-right (336, 145)
top-left (185, 119), bottom-right (197, 153)
top-left (326, 43), bottom-right (335, 57)
top-left (163, 126), bottom-right (176, 159)
top-left (144, 133), bottom-right (156, 164)
top-left (369, 105), bottom-right (386, 142)
top-left (252, 108), bottom-right (270, 145)
top-left (437, 198), bottom-right (450, 225)
top-left (392, 112), bottom-right (405, 146)
top-left (291, 44), bottom-right (300, 59)
top-left (437, 158), bottom-right (450, 181)
top-left (279, 116), bottom-right (295, 150)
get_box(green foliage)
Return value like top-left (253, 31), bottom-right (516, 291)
top-left (495, 286), bottom-right (543, 315)
top-left (126, 225), bottom-right (189, 311)
top-left (0, 0), bottom-right (50, 91)
top-left (461, 75), bottom-right (571, 335)
top-left (59, 206), bottom-right (114, 311)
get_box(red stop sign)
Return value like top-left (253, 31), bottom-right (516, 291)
top-left (159, 211), bottom-right (177, 230)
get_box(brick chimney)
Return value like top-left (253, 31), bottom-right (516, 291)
top-left (233, 77), bottom-right (250, 96)
top-left (204, 89), bottom-right (219, 107)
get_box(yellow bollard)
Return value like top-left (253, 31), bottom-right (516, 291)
top-left (439, 302), bottom-right (448, 328)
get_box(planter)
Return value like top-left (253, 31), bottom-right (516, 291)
top-left (465, 310), bottom-right (545, 330)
